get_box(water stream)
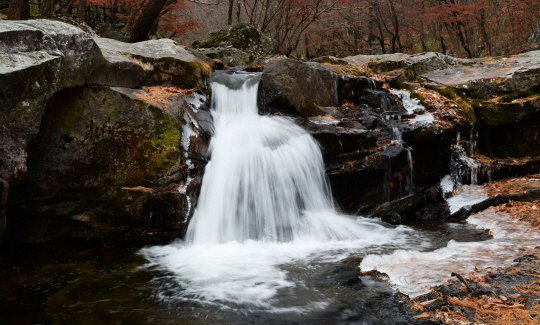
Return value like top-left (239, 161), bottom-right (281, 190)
top-left (138, 72), bottom-right (491, 318)
top-left (0, 73), bottom-right (524, 324)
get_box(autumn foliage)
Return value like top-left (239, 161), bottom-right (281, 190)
top-left (83, 0), bottom-right (198, 39)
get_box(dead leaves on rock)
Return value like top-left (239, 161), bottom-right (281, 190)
top-left (132, 86), bottom-right (192, 113)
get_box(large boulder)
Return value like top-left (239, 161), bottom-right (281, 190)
top-left (262, 58), bottom-right (339, 116)
top-left (8, 86), bottom-right (211, 243)
top-left (0, 19), bottom-right (105, 184)
top-left (191, 23), bottom-right (279, 66)
top-left (94, 37), bottom-right (213, 88)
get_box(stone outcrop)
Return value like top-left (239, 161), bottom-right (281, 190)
top-left (94, 37), bottom-right (213, 88)
top-left (344, 52), bottom-right (465, 79)
top-left (420, 51), bottom-right (540, 96)
top-left (0, 19), bottom-right (215, 244)
top-left (262, 58), bottom-right (339, 116)
top-left (0, 19), bottom-right (105, 184)
top-left (191, 23), bottom-right (280, 66)
top-left (8, 86), bottom-right (212, 244)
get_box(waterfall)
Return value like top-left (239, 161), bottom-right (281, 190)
top-left (186, 71), bottom-right (365, 244)
top-left (140, 71), bottom-right (412, 309)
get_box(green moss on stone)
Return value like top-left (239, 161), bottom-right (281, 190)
top-left (298, 96), bottom-right (325, 116)
top-left (410, 92), bottom-right (425, 101)
top-left (436, 87), bottom-right (457, 100)
top-left (367, 61), bottom-right (402, 73)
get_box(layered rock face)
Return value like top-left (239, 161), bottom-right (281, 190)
top-left (260, 57), bottom-right (463, 213)
top-left (0, 20), bottom-right (213, 244)
top-left (338, 50), bottom-right (540, 160)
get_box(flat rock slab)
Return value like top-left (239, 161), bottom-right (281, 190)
top-left (94, 37), bottom-right (212, 88)
top-left (421, 51), bottom-right (540, 94)
top-left (343, 52), bottom-right (465, 75)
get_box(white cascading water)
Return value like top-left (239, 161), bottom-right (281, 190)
top-left (140, 71), bottom-right (414, 310)
top-left (187, 71), bottom-right (355, 244)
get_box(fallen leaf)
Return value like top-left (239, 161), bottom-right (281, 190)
top-left (413, 312), bottom-right (432, 319)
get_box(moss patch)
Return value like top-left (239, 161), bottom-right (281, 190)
top-left (367, 60), bottom-right (403, 73)
top-left (436, 87), bottom-right (457, 100)
top-left (298, 96), bottom-right (325, 116)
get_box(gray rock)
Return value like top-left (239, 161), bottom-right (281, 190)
top-left (262, 58), bottom-right (338, 116)
top-left (191, 23), bottom-right (279, 66)
top-left (94, 37), bottom-right (213, 88)
top-left (0, 19), bottom-right (105, 184)
top-left (96, 48), bottom-right (155, 88)
top-left (343, 52), bottom-right (464, 75)
top-left (420, 50), bottom-right (540, 95)
top-left (105, 30), bottom-right (128, 42)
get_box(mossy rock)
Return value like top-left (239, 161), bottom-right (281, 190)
top-left (190, 23), bottom-right (279, 66)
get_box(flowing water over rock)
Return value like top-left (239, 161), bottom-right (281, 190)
top-left (141, 71), bottom-right (420, 310)
top-left (1, 71), bottom-right (508, 325)
top-left (137, 72), bottom-right (497, 321)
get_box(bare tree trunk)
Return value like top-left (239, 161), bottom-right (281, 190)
top-left (129, 0), bottom-right (166, 43)
top-left (78, 0), bottom-right (87, 22)
top-left (228, 0), bottom-right (234, 25)
top-left (236, 0), bottom-right (240, 23)
top-left (8, 0), bottom-right (29, 20)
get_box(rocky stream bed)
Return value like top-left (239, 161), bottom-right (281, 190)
top-left (2, 19), bottom-right (540, 324)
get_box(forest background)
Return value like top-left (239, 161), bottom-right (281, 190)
top-left (4, 0), bottom-right (540, 58)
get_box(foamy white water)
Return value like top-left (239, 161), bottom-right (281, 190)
top-left (447, 185), bottom-right (488, 213)
top-left (361, 206), bottom-right (540, 297)
top-left (140, 71), bottom-right (419, 310)
top-left (390, 89), bottom-right (435, 125)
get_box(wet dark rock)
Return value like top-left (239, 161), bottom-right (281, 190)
top-left (0, 178), bottom-right (7, 241)
top-left (303, 122), bottom-right (377, 158)
top-left (337, 75), bottom-right (383, 104)
top-left (262, 58), bottom-right (338, 116)
top-left (355, 90), bottom-right (403, 113)
top-left (6, 86), bottom-right (209, 244)
top-left (370, 193), bottom-right (426, 225)
top-left (328, 142), bottom-right (411, 212)
top-left (402, 123), bottom-right (456, 190)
